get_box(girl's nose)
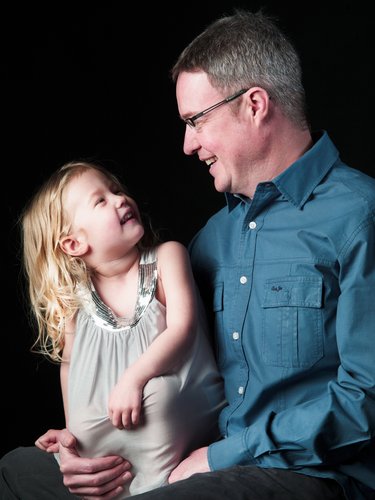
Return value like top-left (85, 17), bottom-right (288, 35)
top-left (114, 193), bottom-right (126, 208)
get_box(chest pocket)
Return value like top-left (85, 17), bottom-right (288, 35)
top-left (261, 276), bottom-right (323, 368)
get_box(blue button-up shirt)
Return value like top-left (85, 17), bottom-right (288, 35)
top-left (189, 131), bottom-right (375, 500)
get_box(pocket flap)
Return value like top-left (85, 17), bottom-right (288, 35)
top-left (263, 276), bottom-right (322, 308)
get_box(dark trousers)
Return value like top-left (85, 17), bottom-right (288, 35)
top-left (132, 465), bottom-right (346, 500)
top-left (0, 446), bottom-right (346, 500)
top-left (0, 447), bottom-right (77, 499)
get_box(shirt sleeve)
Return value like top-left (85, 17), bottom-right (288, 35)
top-left (209, 214), bottom-right (375, 471)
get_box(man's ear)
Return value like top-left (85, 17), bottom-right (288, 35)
top-left (59, 234), bottom-right (88, 257)
top-left (246, 87), bottom-right (271, 120)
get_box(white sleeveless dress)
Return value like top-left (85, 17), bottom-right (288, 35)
top-left (60, 247), bottom-right (225, 497)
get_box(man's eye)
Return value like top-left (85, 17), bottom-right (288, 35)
top-left (193, 117), bottom-right (204, 130)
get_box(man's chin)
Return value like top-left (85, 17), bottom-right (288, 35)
top-left (213, 180), bottom-right (227, 193)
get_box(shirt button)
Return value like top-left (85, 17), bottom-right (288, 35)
top-left (249, 221), bottom-right (257, 229)
top-left (232, 331), bottom-right (240, 340)
top-left (240, 276), bottom-right (247, 284)
top-left (238, 386), bottom-right (244, 395)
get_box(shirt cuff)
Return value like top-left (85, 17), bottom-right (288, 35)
top-left (208, 430), bottom-right (256, 470)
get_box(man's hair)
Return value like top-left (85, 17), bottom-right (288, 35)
top-left (171, 9), bottom-right (308, 129)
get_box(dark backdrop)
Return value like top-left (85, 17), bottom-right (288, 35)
top-left (2, 1), bottom-right (373, 458)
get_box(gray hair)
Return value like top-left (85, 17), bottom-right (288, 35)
top-left (171, 9), bottom-right (308, 129)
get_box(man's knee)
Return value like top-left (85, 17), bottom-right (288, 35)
top-left (0, 447), bottom-right (29, 469)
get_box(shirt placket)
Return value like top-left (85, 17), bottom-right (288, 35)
top-left (223, 185), bottom-right (279, 426)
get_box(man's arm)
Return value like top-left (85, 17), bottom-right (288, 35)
top-left (208, 215), bottom-right (375, 471)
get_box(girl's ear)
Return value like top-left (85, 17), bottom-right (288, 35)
top-left (59, 234), bottom-right (88, 257)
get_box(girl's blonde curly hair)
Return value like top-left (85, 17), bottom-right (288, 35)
top-left (21, 160), bottom-right (158, 362)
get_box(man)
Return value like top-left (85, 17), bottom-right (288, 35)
top-left (1, 9), bottom-right (374, 500)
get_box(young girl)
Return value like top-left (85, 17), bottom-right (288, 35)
top-left (21, 160), bottom-right (225, 497)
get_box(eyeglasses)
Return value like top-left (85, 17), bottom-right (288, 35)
top-left (183, 88), bottom-right (249, 129)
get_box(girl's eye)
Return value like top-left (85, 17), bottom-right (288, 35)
top-left (95, 197), bottom-right (105, 206)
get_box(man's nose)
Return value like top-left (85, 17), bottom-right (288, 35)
top-left (183, 126), bottom-right (200, 156)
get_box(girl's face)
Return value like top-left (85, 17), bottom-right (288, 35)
top-left (61, 168), bottom-right (144, 265)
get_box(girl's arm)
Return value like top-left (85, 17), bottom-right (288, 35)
top-left (35, 317), bottom-right (76, 452)
top-left (108, 241), bottom-right (197, 429)
top-left (136, 240), bottom-right (197, 374)
top-left (60, 317), bottom-right (75, 426)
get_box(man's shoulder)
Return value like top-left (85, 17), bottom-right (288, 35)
top-left (330, 163), bottom-right (375, 208)
top-left (206, 205), bottom-right (229, 223)
top-left (188, 206), bottom-right (228, 257)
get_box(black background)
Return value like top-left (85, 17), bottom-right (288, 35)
top-left (2, 1), bottom-right (373, 458)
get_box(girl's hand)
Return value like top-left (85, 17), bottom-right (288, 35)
top-left (108, 370), bottom-right (144, 430)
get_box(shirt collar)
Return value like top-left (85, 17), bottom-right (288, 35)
top-left (225, 192), bottom-right (249, 210)
top-left (226, 131), bottom-right (340, 211)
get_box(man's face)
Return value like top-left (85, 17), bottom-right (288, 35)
top-left (176, 70), bottom-right (254, 196)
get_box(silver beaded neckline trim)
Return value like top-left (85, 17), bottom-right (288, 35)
top-left (81, 248), bottom-right (157, 332)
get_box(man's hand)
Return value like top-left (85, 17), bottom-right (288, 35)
top-left (35, 428), bottom-right (64, 453)
top-left (168, 446), bottom-right (210, 483)
top-left (58, 428), bottom-right (133, 499)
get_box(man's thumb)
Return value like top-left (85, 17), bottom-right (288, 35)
top-left (59, 428), bottom-right (77, 449)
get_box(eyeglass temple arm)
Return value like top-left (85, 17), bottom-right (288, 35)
top-left (225, 89), bottom-right (248, 102)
